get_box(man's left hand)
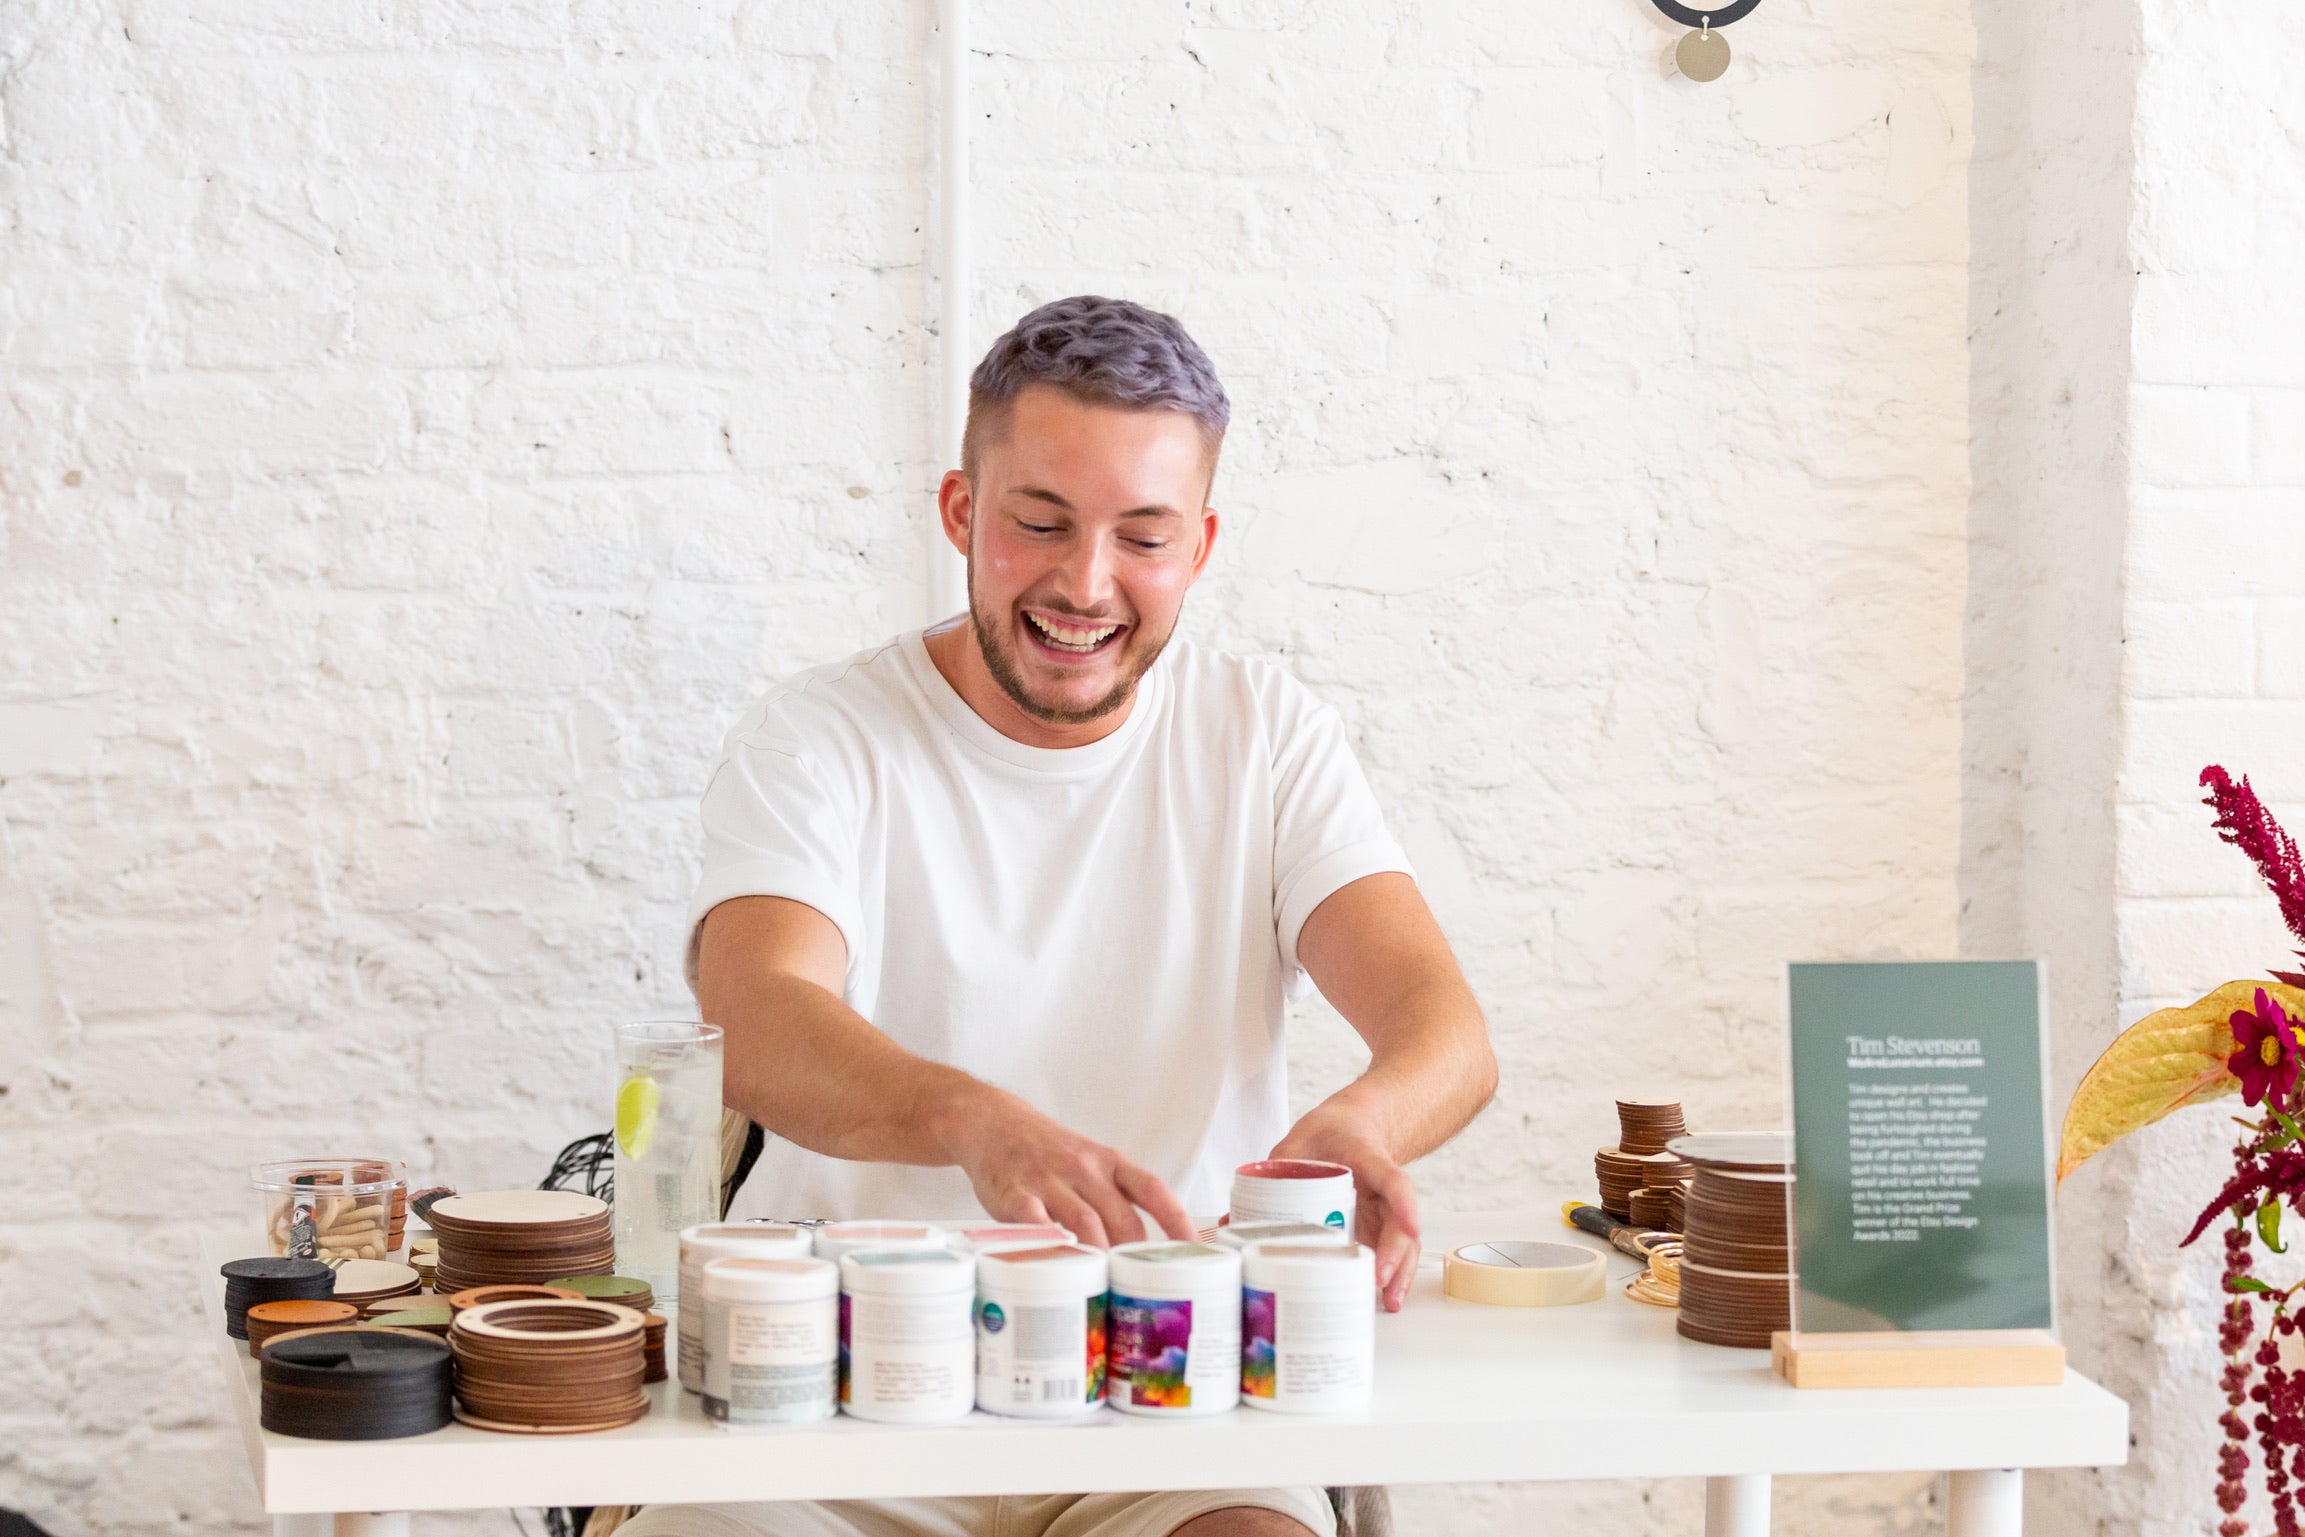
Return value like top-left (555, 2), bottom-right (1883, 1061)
top-left (1269, 1107), bottom-right (1422, 1312)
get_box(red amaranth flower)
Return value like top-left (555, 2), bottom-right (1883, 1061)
top-left (2232, 990), bottom-right (2303, 1110)
top-left (2203, 766), bottom-right (2305, 986)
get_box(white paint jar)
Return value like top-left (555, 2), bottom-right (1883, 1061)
top-left (949, 1222), bottom-right (1075, 1255)
top-left (700, 1255), bottom-right (838, 1426)
top-left (974, 1243), bottom-right (1108, 1418)
top-left (1229, 1159), bottom-right (1355, 1230)
top-left (813, 1221), bottom-right (946, 1267)
top-left (1106, 1241), bottom-right (1241, 1416)
top-left (1240, 1241), bottom-right (1376, 1414)
top-left (838, 1248), bottom-right (975, 1422)
top-left (1213, 1220), bottom-right (1358, 1252)
top-left (678, 1222), bottom-right (812, 1393)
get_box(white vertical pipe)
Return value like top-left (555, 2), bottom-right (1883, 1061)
top-left (930, 0), bottom-right (971, 622)
top-left (1946, 1469), bottom-right (2023, 1537)
top-left (1704, 1474), bottom-right (1770, 1537)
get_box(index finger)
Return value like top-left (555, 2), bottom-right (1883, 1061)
top-left (1114, 1161), bottom-right (1197, 1242)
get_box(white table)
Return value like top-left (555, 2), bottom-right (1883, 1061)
top-left (203, 1210), bottom-right (2127, 1537)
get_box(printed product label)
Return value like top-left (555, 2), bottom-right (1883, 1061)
top-left (846, 1291), bottom-right (974, 1413)
top-left (1252, 1289), bottom-right (1371, 1403)
top-left (1111, 1291), bottom-right (1235, 1409)
top-left (1242, 1286), bottom-right (1277, 1399)
top-left (838, 1292), bottom-right (851, 1404)
top-left (707, 1297), bottom-right (837, 1423)
top-left (976, 1293), bottom-right (1108, 1408)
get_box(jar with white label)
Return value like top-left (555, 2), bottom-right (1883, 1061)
top-left (1240, 1241), bottom-right (1375, 1414)
top-left (701, 1256), bottom-right (839, 1426)
top-left (1106, 1241), bottom-right (1241, 1417)
top-left (679, 1223), bottom-right (813, 1393)
top-left (974, 1243), bottom-right (1107, 1417)
top-left (839, 1247), bottom-right (975, 1422)
top-left (814, 1221), bottom-right (946, 1267)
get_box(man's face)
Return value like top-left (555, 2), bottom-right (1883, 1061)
top-left (948, 386), bottom-right (1218, 727)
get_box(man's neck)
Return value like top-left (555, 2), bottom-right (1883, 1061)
top-left (923, 622), bottom-right (1138, 751)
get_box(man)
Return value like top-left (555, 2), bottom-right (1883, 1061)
top-left (630, 297), bottom-right (1495, 1537)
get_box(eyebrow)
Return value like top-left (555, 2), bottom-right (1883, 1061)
top-left (1012, 485), bottom-right (1185, 520)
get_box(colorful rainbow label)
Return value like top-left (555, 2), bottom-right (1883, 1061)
top-left (1241, 1286), bottom-right (1277, 1399)
top-left (1109, 1292), bottom-right (1193, 1408)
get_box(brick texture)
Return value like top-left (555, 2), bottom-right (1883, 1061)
top-left (6, 2), bottom-right (1973, 1533)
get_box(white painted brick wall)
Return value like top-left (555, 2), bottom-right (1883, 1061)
top-left (3, 2), bottom-right (1974, 1533)
top-left (2096, 2), bottom-right (2305, 1531)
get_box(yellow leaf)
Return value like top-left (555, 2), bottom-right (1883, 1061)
top-left (2058, 980), bottom-right (2305, 1185)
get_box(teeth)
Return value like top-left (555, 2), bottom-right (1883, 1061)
top-left (1026, 612), bottom-right (1118, 651)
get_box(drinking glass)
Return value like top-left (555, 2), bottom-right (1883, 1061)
top-left (612, 1020), bottom-right (725, 1314)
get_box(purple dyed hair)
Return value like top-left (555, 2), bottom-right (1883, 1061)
top-left (961, 295), bottom-right (1230, 478)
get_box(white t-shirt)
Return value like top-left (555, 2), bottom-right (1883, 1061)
top-left (685, 622), bottom-right (1412, 1221)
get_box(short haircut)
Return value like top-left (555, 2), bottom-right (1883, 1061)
top-left (961, 296), bottom-right (1230, 481)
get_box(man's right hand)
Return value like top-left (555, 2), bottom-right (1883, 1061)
top-left (944, 1083), bottom-right (1197, 1248)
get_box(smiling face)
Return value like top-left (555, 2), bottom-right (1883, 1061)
top-left (933, 384), bottom-right (1219, 746)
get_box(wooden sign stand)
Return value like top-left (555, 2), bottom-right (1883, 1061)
top-left (1771, 1329), bottom-right (2065, 1389)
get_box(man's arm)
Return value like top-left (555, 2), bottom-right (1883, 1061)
top-left (696, 894), bottom-right (1195, 1246)
top-left (1275, 872), bottom-right (1497, 1311)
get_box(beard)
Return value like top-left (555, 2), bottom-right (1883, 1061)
top-left (966, 548), bottom-right (1174, 728)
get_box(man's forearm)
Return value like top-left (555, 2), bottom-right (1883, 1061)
top-left (713, 968), bottom-right (983, 1163)
top-left (1298, 970), bottom-right (1495, 1161)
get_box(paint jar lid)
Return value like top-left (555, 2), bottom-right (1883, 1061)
top-left (682, 1222), bottom-right (814, 1262)
top-left (814, 1222), bottom-right (947, 1262)
top-left (839, 1247), bottom-right (972, 1295)
top-left (702, 1255), bottom-right (838, 1303)
top-left (1214, 1221), bottom-right (1357, 1251)
top-left (1109, 1240), bottom-right (1241, 1295)
top-left (950, 1222), bottom-right (1076, 1254)
top-left (976, 1243), bottom-right (1107, 1296)
top-left (1243, 1240), bottom-right (1376, 1294)
top-left (1234, 1159), bottom-right (1352, 1182)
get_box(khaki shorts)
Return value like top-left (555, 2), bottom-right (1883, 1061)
top-left (611, 1488), bottom-right (1337, 1537)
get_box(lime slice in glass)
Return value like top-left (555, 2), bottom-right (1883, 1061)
top-left (616, 1073), bottom-right (660, 1160)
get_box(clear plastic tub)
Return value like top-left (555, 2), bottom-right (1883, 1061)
top-left (253, 1159), bottom-right (404, 1260)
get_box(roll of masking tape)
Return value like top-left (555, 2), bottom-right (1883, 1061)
top-left (1442, 1241), bottom-right (1607, 1307)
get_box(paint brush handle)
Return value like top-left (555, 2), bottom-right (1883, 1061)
top-left (1561, 1200), bottom-right (1659, 1261)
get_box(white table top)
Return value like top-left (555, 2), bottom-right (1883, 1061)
top-left (202, 1209), bottom-right (2129, 1515)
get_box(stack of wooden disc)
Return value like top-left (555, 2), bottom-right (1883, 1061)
top-left (1594, 1100), bottom-right (1692, 1222)
top-left (1669, 1133), bottom-right (1794, 1348)
top-left (246, 1299), bottom-right (360, 1356)
top-left (641, 1313), bottom-right (668, 1383)
top-left (1591, 1149), bottom-right (1648, 1219)
top-left (1616, 1099), bottom-right (1689, 1154)
top-left (447, 1284), bottom-right (582, 1315)
top-left (329, 1259), bottom-right (422, 1316)
top-left (407, 1237), bottom-right (439, 1288)
top-left (222, 1258), bottom-right (336, 1339)
top-left (547, 1275), bottom-right (653, 1314)
top-left (449, 1299), bottom-right (649, 1434)
top-left (260, 1326), bottom-right (453, 1440)
top-left (428, 1192), bottom-right (615, 1294)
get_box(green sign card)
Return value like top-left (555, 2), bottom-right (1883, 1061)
top-left (1787, 960), bottom-right (2055, 1334)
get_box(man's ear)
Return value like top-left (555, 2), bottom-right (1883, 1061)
top-left (1188, 506), bottom-right (1220, 583)
top-left (937, 470), bottom-right (973, 558)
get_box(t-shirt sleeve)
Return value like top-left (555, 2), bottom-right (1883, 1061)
top-left (1267, 677), bottom-right (1416, 986)
top-left (681, 699), bottom-right (866, 994)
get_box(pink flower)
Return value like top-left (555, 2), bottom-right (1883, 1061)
top-left (2229, 988), bottom-right (2302, 1109)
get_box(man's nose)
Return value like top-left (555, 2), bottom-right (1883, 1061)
top-left (1051, 532), bottom-right (1118, 611)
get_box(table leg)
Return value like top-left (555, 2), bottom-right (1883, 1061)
top-left (1705, 1474), bottom-right (1770, 1537)
top-left (1947, 1469), bottom-right (2022, 1537)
